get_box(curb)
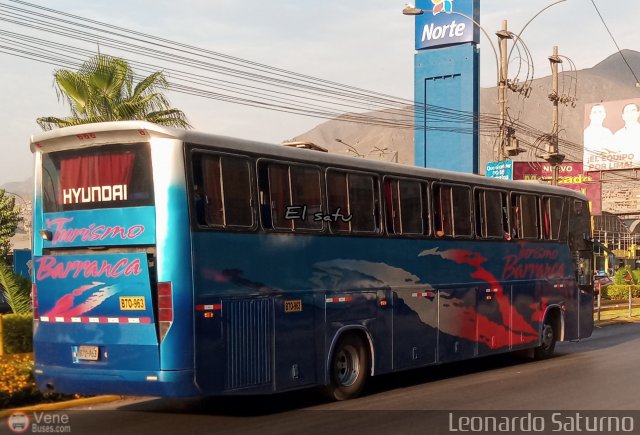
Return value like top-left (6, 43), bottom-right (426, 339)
top-left (0, 395), bottom-right (123, 418)
top-left (595, 319), bottom-right (640, 327)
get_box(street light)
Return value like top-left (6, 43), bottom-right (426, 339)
top-left (335, 138), bottom-right (365, 158)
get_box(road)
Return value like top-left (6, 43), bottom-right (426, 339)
top-left (5, 323), bottom-right (640, 435)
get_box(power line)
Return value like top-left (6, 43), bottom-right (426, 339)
top-left (589, 0), bottom-right (640, 86)
top-left (1, 0), bottom-right (639, 186)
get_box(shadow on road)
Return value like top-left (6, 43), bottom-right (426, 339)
top-left (111, 323), bottom-right (640, 416)
top-left (114, 352), bottom-right (541, 416)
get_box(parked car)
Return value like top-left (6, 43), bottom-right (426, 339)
top-left (594, 274), bottom-right (613, 296)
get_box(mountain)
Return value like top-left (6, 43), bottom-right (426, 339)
top-left (586, 49), bottom-right (640, 86)
top-left (1, 178), bottom-right (33, 200)
top-left (292, 50), bottom-right (640, 171)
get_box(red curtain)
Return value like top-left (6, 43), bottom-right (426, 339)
top-left (59, 152), bottom-right (135, 204)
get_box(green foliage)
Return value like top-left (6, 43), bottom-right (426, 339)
top-left (0, 190), bottom-right (21, 261)
top-left (1, 313), bottom-right (33, 354)
top-left (0, 353), bottom-right (76, 409)
top-left (600, 285), bottom-right (640, 300)
top-left (0, 264), bottom-right (32, 314)
top-left (613, 268), bottom-right (635, 285)
top-left (37, 54), bottom-right (192, 130)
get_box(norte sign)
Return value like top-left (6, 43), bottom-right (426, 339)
top-left (415, 0), bottom-right (480, 50)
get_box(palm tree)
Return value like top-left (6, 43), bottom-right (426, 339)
top-left (37, 54), bottom-right (191, 130)
top-left (0, 264), bottom-right (31, 315)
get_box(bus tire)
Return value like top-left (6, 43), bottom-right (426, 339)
top-left (321, 333), bottom-right (370, 401)
top-left (533, 320), bottom-right (556, 360)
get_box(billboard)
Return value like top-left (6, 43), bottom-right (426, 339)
top-left (485, 160), bottom-right (513, 180)
top-left (512, 162), bottom-right (602, 215)
top-left (601, 181), bottom-right (640, 215)
top-left (415, 0), bottom-right (480, 50)
top-left (583, 98), bottom-right (640, 171)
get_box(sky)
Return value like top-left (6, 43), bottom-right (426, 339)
top-left (0, 0), bottom-right (638, 186)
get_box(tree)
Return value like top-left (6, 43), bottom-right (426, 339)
top-left (37, 54), bottom-right (191, 130)
top-left (0, 190), bottom-right (21, 261)
top-left (0, 264), bottom-right (31, 314)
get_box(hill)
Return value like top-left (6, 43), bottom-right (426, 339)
top-left (1, 178), bottom-right (32, 200)
top-left (292, 50), bottom-right (640, 171)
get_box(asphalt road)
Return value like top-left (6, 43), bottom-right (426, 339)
top-left (5, 323), bottom-right (640, 435)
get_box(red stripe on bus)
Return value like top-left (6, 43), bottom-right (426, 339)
top-left (326, 297), bottom-right (353, 303)
top-left (196, 304), bottom-right (222, 311)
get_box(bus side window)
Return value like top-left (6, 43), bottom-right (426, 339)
top-left (268, 163), bottom-right (293, 230)
top-left (399, 179), bottom-right (423, 235)
top-left (510, 194), bottom-right (521, 239)
top-left (451, 185), bottom-right (472, 237)
top-left (327, 170), bottom-right (378, 234)
top-left (384, 179), bottom-right (398, 234)
top-left (543, 196), bottom-right (565, 240)
top-left (201, 155), bottom-right (224, 226)
top-left (385, 178), bottom-right (424, 236)
top-left (422, 183), bottom-right (431, 236)
top-left (432, 184), bottom-right (446, 237)
top-left (199, 153), bottom-right (254, 229)
top-left (257, 163), bottom-right (273, 229)
top-left (348, 173), bottom-right (377, 233)
top-left (327, 171), bottom-right (350, 233)
top-left (290, 165), bottom-right (323, 231)
top-left (520, 194), bottom-right (540, 239)
top-left (434, 183), bottom-right (466, 237)
top-left (475, 189), bottom-right (505, 239)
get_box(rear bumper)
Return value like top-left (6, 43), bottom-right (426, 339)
top-left (35, 365), bottom-right (200, 397)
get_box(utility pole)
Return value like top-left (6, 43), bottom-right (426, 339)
top-left (496, 20), bottom-right (512, 161)
top-left (544, 46), bottom-right (565, 185)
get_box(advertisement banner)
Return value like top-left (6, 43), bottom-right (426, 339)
top-left (512, 162), bottom-right (601, 215)
top-left (485, 160), bottom-right (513, 179)
top-left (583, 98), bottom-right (640, 171)
top-left (415, 0), bottom-right (480, 50)
top-left (601, 181), bottom-right (640, 215)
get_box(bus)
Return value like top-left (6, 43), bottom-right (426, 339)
top-left (31, 121), bottom-right (594, 400)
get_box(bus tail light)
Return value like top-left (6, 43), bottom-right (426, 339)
top-left (158, 282), bottom-right (173, 342)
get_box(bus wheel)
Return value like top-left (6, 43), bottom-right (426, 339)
top-left (533, 320), bottom-right (556, 360)
top-left (322, 334), bottom-right (369, 401)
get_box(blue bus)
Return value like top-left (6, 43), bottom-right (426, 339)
top-left (31, 121), bottom-right (594, 400)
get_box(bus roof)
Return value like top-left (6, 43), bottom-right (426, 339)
top-left (31, 121), bottom-right (587, 200)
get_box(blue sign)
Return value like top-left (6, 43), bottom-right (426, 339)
top-left (415, 0), bottom-right (480, 50)
top-left (486, 160), bottom-right (513, 180)
top-left (13, 249), bottom-right (32, 279)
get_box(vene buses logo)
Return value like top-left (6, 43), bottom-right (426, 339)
top-left (7, 412), bottom-right (30, 433)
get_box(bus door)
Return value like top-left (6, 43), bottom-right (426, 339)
top-left (392, 288), bottom-right (437, 370)
top-left (438, 286), bottom-right (477, 363)
top-left (568, 198), bottom-right (594, 339)
top-left (576, 249), bottom-right (595, 339)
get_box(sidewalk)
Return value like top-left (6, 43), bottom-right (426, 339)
top-left (0, 395), bottom-right (122, 418)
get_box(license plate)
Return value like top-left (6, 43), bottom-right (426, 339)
top-left (120, 296), bottom-right (146, 310)
top-left (77, 345), bottom-right (99, 361)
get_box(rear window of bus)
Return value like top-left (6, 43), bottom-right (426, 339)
top-left (42, 143), bottom-right (154, 212)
